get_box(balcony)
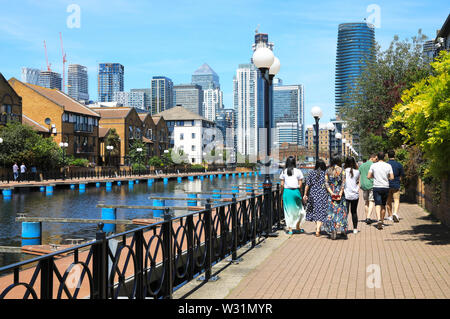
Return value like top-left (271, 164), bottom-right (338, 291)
top-left (74, 143), bottom-right (95, 154)
top-left (74, 123), bottom-right (94, 133)
top-left (0, 113), bottom-right (21, 125)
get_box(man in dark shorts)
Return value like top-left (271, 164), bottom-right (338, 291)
top-left (367, 152), bottom-right (394, 230)
top-left (386, 150), bottom-right (405, 223)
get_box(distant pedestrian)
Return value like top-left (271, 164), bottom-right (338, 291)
top-left (368, 152), bottom-right (394, 230)
top-left (359, 154), bottom-right (377, 224)
top-left (323, 156), bottom-right (348, 240)
top-left (20, 163), bottom-right (26, 181)
top-left (386, 150), bottom-right (405, 223)
top-left (12, 163), bottom-right (19, 181)
top-left (304, 159), bottom-right (328, 237)
top-left (280, 156), bottom-right (305, 235)
top-left (344, 157), bottom-right (360, 234)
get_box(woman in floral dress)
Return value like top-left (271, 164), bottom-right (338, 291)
top-left (323, 156), bottom-right (348, 240)
top-left (304, 159), bottom-right (328, 237)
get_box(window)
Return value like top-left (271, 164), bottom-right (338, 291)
top-left (191, 158), bottom-right (195, 163)
top-left (192, 133), bottom-right (196, 139)
top-left (191, 145), bottom-right (195, 151)
top-left (180, 133), bottom-right (184, 140)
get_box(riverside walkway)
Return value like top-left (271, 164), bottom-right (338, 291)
top-left (178, 198), bottom-right (450, 299)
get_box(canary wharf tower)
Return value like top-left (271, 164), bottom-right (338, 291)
top-left (335, 22), bottom-right (375, 116)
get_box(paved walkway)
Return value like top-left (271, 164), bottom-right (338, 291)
top-left (178, 198), bottom-right (450, 299)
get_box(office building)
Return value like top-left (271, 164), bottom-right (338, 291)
top-left (335, 22), bottom-right (375, 116)
top-left (68, 64), bottom-right (89, 102)
top-left (276, 122), bottom-right (300, 145)
top-left (39, 71), bottom-right (62, 90)
top-left (192, 63), bottom-right (220, 90)
top-left (131, 88), bottom-right (151, 111)
top-left (21, 68), bottom-right (41, 86)
top-left (150, 76), bottom-right (173, 115)
top-left (173, 84), bottom-right (203, 115)
top-left (98, 63), bottom-right (124, 102)
top-left (113, 91), bottom-right (146, 110)
top-left (272, 84), bottom-right (304, 146)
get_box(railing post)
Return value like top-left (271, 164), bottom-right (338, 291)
top-left (229, 194), bottom-right (242, 263)
top-left (187, 214), bottom-right (195, 282)
top-left (135, 229), bottom-right (144, 299)
top-left (93, 223), bottom-right (108, 299)
top-left (40, 257), bottom-right (54, 299)
top-left (263, 180), bottom-right (278, 238)
top-left (197, 199), bottom-right (219, 282)
top-left (162, 208), bottom-right (173, 299)
top-left (218, 205), bottom-right (227, 259)
top-left (250, 190), bottom-right (257, 247)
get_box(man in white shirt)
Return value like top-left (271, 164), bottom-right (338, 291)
top-left (368, 152), bottom-right (394, 230)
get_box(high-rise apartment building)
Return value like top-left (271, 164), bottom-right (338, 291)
top-left (68, 64), bottom-right (89, 102)
top-left (335, 22), bottom-right (375, 116)
top-left (21, 68), bottom-right (41, 86)
top-left (113, 91), bottom-right (146, 110)
top-left (39, 71), bottom-right (62, 90)
top-left (98, 63), bottom-right (124, 102)
top-left (203, 88), bottom-right (223, 122)
top-left (150, 76), bottom-right (173, 115)
top-left (173, 84), bottom-right (203, 115)
top-left (131, 88), bottom-right (151, 111)
top-left (272, 84), bottom-right (304, 146)
top-left (233, 63), bottom-right (264, 159)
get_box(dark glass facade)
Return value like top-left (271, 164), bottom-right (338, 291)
top-left (335, 23), bottom-right (375, 115)
top-left (98, 63), bottom-right (124, 102)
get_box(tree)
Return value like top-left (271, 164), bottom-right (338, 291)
top-left (128, 139), bottom-right (147, 168)
top-left (385, 50), bottom-right (450, 179)
top-left (340, 30), bottom-right (432, 157)
top-left (0, 122), bottom-right (62, 169)
top-left (148, 156), bottom-right (163, 168)
top-left (105, 128), bottom-right (120, 156)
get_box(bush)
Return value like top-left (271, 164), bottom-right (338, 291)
top-left (69, 158), bottom-right (89, 167)
top-left (190, 164), bottom-right (204, 170)
top-left (132, 163), bottom-right (146, 171)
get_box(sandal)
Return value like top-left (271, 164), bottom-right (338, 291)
top-left (315, 231), bottom-right (320, 237)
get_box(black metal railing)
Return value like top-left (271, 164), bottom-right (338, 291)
top-left (0, 187), bottom-right (282, 299)
top-left (0, 166), bottom-right (242, 183)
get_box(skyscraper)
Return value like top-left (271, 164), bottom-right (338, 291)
top-left (150, 76), bottom-right (173, 115)
top-left (173, 84), bottom-right (203, 115)
top-left (21, 68), bottom-right (40, 85)
top-left (68, 64), bottom-right (89, 102)
top-left (131, 88), bottom-right (151, 111)
top-left (272, 84), bottom-right (304, 145)
top-left (192, 63), bottom-right (220, 90)
top-left (233, 63), bottom-right (264, 158)
top-left (113, 91), bottom-right (146, 110)
top-left (98, 63), bottom-right (124, 102)
top-left (39, 71), bottom-right (62, 90)
top-left (203, 88), bottom-right (223, 122)
top-left (335, 22), bottom-right (375, 116)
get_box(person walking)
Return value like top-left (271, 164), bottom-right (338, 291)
top-left (323, 156), bottom-right (348, 240)
top-left (359, 154), bottom-right (377, 224)
top-left (280, 156), bottom-right (305, 235)
top-left (12, 163), bottom-right (19, 181)
top-left (20, 163), bottom-right (26, 181)
top-left (368, 152), bottom-right (394, 230)
top-left (344, 156), bottom-right (360, 234)
top-left (386, 150), bottom-right (405, 223)
top-left (304, 159), bottom-right (328, 237)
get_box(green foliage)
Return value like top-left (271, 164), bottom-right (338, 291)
top-left (190, 164), bottom-right (204, 170)
top-left (105, 128), bottom-right (120, 156)
top-left (340, 30), bottom-right (432, 157)
top-left (132, 163), bottom-right (146, 171)
top-left (148, 156), bottom-right (163, 167)
top-left (386, 50), bottom-right (450, 179)
top-left (0, 122), bottom-right (62, 169)
top-left (68, 157), bottom-right (89, 167)
top-left (128, 139), bottom-right (147, 166)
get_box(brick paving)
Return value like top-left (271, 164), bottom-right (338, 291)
top-left (227, 199), bottom-right (450, 299)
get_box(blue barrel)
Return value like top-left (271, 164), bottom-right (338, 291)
top-left (135, 180), bottom-right (139, 184)
top-left (101, 208), bottom-right (116, 233)
top-left (128, 180), bottom-right (134, 185)
top-left (189, 176), bottom-right (194, 181)
top-left (163, 178), bottom-right (168, 185)
top-left (187, 193), bottom-right (197, 207)
top-left (147, 179), bottom-right (153, 186)
top-left (218, 174), bottom-right (222, 179)
top-left (249, 172), bottom-right (252, 176)
top-left (238, 173), bottom-right (242, 177)
top-left (40, 186), bottom-right (46, 192)
top-left (21, 221), bottom-right (42, 246)
top-left (2, 189), bottom-right (12, 197)
top-left (106, 181), bottom-right (112, 188)
top-left (226, 174), bottom-right (229, 179)
top-left (232, 173), bottom-right (236, 178)
top-left (200, 175), bottom-right (204, 181)
top-left (79, 183), bottom-right (86, 190)
top-left (96, 182), bottom-right (100, 188)
top-left (69, 184), bottom-right (75, 190)
top-left (259, 171), bottom-right (262, 175)
top-left (117, 181), bottom-right (121, 186)
top-left (45, 185), bottom-right (53, 195)
top-left (153, 199), bottom-right (165, 218)
top-left (177, 177), bottom-right (182, 183)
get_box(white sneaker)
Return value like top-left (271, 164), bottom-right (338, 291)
top-left (385, 216), bottom-right (393, 221)
top-left (353, 229), bottom-right (358, 234)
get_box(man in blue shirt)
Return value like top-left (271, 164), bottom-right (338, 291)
top-left (386, 150), bottom-right (405, 223)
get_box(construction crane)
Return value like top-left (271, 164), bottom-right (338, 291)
top-left (43, 40), bottom-right (52, 72)
top-left (59, 32), bottom-right (67, 93)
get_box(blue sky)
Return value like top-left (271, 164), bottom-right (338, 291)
top-left (0, 0), bottom-right (448, 126)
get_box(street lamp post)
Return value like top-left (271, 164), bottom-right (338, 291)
top-left (252, 42), bottom-right (280, 237)
top-left (311, 106), bottom-right (323, 162)
top-left (106, 145), bottom-right (114, 167)
top-left (342, 139), bottom-right (347, 158)
top-left (59, 142), bottom-right (68, 180)
top-left (326, 122), bottom-right (335, 165)
top-left (0, 137), bottom-right (4, 171)
top-left (335, 132), bottom-right (342, 160)
top-left (136, 147), bottom-right (143, 175)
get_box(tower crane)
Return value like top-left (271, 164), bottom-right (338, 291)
top-left (59, 32), bottom-right (67, 93)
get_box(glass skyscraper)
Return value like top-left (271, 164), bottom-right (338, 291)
top-left (68, 64), bottom-right (89, 102)
top-left (173, 84), bottom-right (203, 115)
top-left (39, 71), bottom-right (62, 90)
top-left (150, 76), bottom-right (173, 115)
top-left (192, 63), bottom-right (220, 90)
top-left (335, 22), bottom-right (375, 116)
top-left (98, 63), bottom-right (124, 102)
top-left (272, 84), bottom-right (304, 145)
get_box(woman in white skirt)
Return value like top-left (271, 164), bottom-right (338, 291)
top-left (280, 156), bottom-right (306, 235)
